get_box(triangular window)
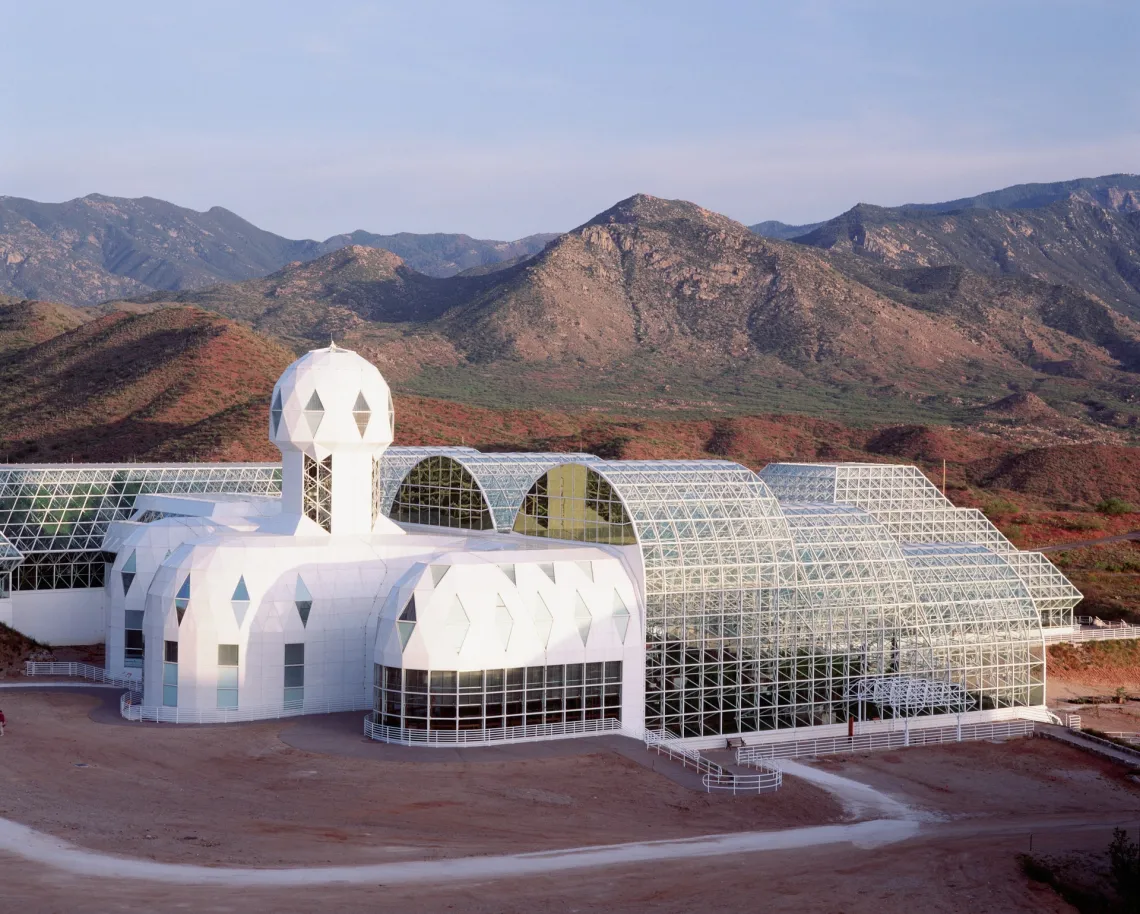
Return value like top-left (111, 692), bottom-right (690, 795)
top-left (302, 390), bottom-right (324, 436)
top-left (612, 590), bottom-right (631, 644)
top-left (174, 574), bottom-right (190, 625)
top-left (295, 575), bottom-right (313, 628)
top-left (387, 390), bottom-right (395, 432)
top-left (352, 392), bottom-right (371, 437)
top-left (494, 596), bottom-right (513, 649)
top-left (430, 564), bottom-right (449, 586)
top-left (396, 595), bottom-right (416, 650)
top-left (576, 560), bottom-right (594, 582)
top-left (538, 563), bottom-right (556, 583)
top-left (498, 564), bottom-right (516, 585)
top-left (574, 592), bottom-right (592, 645)
top-left (121, 550), bottom-right (137, 595)
top-left (532, 592), bottom-right (553, 648)
top-left (232, 575), bottom-right (251, 627)
top-left (270, 390), bottom-right (283, 436)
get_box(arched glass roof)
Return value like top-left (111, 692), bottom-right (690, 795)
top-left (515, 459), bottom-right (798, 737)
top-left (383, 451), bottom-right (599, 532)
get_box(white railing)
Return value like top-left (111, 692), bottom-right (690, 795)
top-left (1052, 729), bottom-right (1140, 762)
top-left (121, 693), bottom-right (369, 723)
top-left (1046, 623), bottom-right (1140, 643)
top-left (702, 769), bottom-right (782, 794)
top-left (24, 661), bottom-right (141, 691)
top-left (644, 729), bottom-right (781, 793)
top-left (1067, 714), bottom-right (1083, 731)
top-left (1101, 731), bottom-right (1140, 745)
top-left (644, 729), bottom-right (722, 775)
top-left (364, 715), bottom-right (621, 746)
top-left (736, 719), bottom-right (1036, 761)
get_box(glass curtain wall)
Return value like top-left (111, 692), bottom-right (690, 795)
top-left (373, 662), bottom-right (622, 732)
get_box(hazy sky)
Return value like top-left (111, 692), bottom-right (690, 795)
top-left (3, 1), bottom-right (1138, 239)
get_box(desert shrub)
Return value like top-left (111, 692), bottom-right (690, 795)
top-left (1098, 497), bottom-right (1137, 516)
top-left (982, 497), bottom-right (1020, 519)
top-left (1060, 515), bottom-right (1108, 532)
top-left (1110, 827), bottom-right (1140, 910)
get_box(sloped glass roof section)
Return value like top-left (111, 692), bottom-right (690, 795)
top-left (0, 464), bottom-right (280, 555)
top-left (387, 451), bottom-right (601, 532)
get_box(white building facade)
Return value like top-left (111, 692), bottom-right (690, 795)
top-left (4, 344), bottom-right (1083, 746)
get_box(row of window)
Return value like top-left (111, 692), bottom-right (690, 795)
top-left (159, 642), bottom-right (305, 710)
top-left (372, 662), bottom-right (623, 732)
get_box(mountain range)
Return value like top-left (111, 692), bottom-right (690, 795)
top-left (0, 193), bottom-right (556, 306)
top-left (0, 173), bottom-right (1137, 469)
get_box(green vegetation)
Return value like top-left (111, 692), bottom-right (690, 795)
top-left (1099, 497), bottom-right (1138, 516)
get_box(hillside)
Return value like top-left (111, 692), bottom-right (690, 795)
top-left (0, 194), bottom-right (556, 307)
top-left (0, 307), bottom-right (293, 461)
top-left (0, 297), bottom-right (91, 355)
top-left (122, 193), bottom-right (1140, 430)
top-left (794, 195), bottom-right (1140, 322)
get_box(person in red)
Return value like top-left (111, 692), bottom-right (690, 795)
top-left (0, 708), bottom-right (6, 736)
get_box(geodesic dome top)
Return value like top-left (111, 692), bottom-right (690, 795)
top-left (270, 345), bottom-right (394, 456)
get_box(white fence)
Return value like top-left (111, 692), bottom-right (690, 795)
top-left (735, 719), bottom-right (1037, 761)
top-left (121, 692), bottom-right (369, 723)
top-left (24, 661), bottom-right (141, 691)
top-left (1101, 731), bottom-right (1140, 745)
top-left (644, 729), bottom-right (782, 794)
top-left (364, 715), bottom-right (620, 746)
top-left (1046, 623), bottom-right (1140, 643)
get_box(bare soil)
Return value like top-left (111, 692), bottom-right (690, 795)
top-left (2, 689), bottom-right (1139, 912)
top-left (0, 690), bottom-right (841, 868)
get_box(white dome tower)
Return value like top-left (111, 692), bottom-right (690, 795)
top-left (269, 344), bottom-right (399, 536)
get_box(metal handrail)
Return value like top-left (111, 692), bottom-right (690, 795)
top-left (1045, 624), bottom-right (1140, 643)
top-left (735, 719), bottom-right (1035, 761)
top-left (645, 728), bottom-right (780, 793)
top-left (25, 661), bottom-right (141, 691)
top-left (364, 716), bottom-right (620, 746)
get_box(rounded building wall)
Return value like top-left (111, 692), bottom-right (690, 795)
top-left (370, 553), bottom-right (645, 737)
top-left (140, 537), bottom-right (388, 715)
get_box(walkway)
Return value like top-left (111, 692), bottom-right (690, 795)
top-left (0, 815), bottom-right (918, 886)
top-left (1038, 530), bottom-right (1140, 553)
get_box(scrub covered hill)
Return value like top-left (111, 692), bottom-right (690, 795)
top-left (0, 307), bottom-right (294, 462)
top-left (124, 193), bottom-right (1140, 432)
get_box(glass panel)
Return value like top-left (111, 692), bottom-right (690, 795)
top-left (284, 643), bottom-right (305, 665)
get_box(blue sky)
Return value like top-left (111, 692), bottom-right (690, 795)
top-left (3, 1), bottom-right (1138, 239)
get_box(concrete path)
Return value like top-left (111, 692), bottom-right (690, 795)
top-left (0, 815), bottom-right (920, 887)
top-left (1038, 725), bottom-right (1140, 767)
top-left (1038, 530), bottom-right (1140, 553)
top-left (775, 759), bottom-right (917, 820)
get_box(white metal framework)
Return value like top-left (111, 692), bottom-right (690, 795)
top-left (759, 463), bottom-right (1081, 629)
top-left (0, 464), bottom-right (279, 590)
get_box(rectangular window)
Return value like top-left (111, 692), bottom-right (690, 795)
top-left (370, 662), bottom-right (623, 734)
top-left (217, 644), bottom-right (239, 709)
top-left (162, 640), bottom-right (178, 707)
top-left (284, 642), bottom-right (304, 707)
top-left (0, 572), bottom-right (10, 599)
top-left (124, 609), bottom-right (144, 668)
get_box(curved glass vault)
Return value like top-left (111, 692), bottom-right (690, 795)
top-left (377, 455), bottom-right (1079, 738)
